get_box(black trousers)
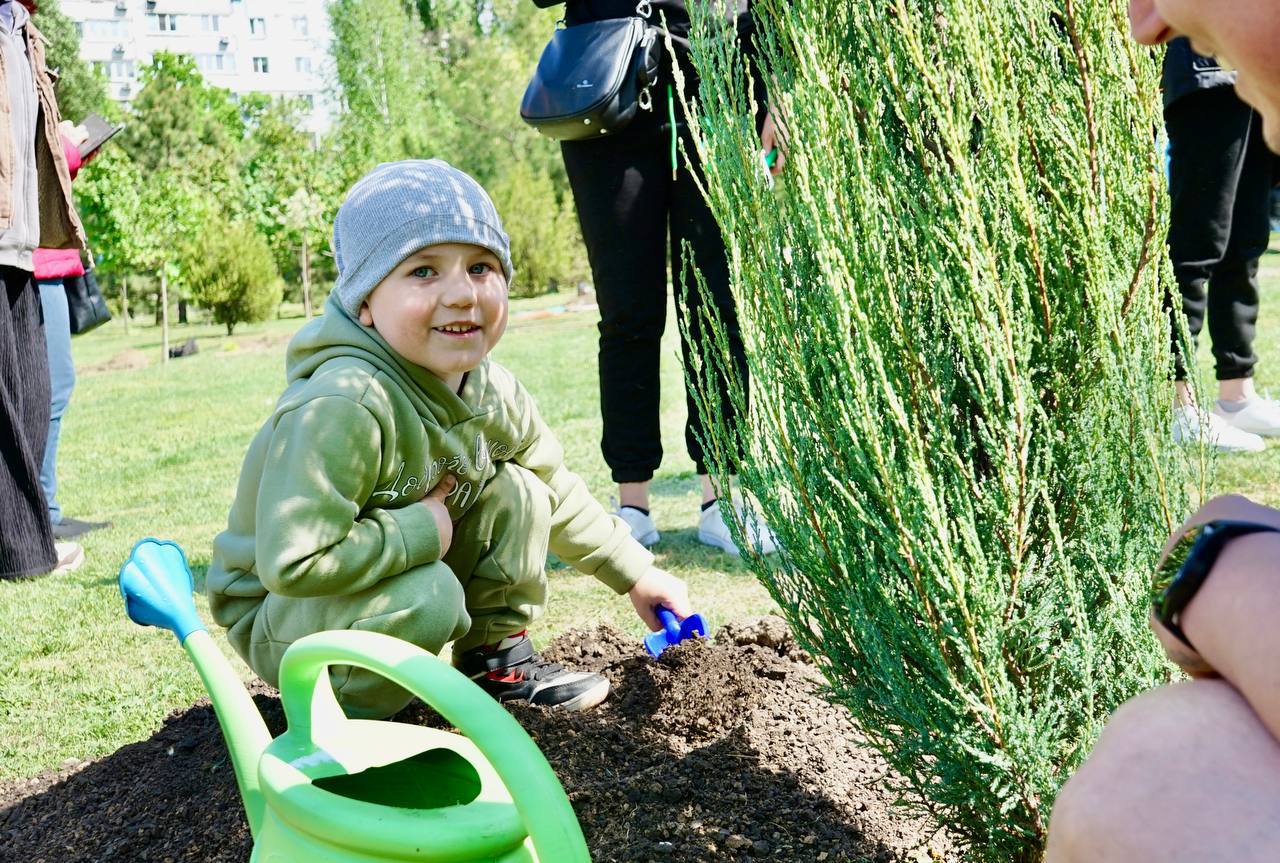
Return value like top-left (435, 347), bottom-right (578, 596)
top-left (1, 265), bottom-right (55, 578)
top-left (561, 103), bottom-right (748, 483)
top-left (1166, 86), bottom-right (1275, 381)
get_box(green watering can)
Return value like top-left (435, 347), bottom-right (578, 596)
top-left (117, 538), bottom-right (591, 863)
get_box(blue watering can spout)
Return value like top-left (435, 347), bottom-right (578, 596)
top-left (118, 538), bottom-right (206, 641)
top-left (118, 539), bottom-right (273, 836)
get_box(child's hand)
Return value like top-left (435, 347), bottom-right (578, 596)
top-left (422, 474), bottom-right (457, 556)
top-left (627, 567), bottom-right (693, 631)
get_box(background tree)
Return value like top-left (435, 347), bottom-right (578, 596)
top-left (327, 0), bottom-right (587, 294)
top-left (37, 0), bottom-right (111, 123)
top-left (123, 52), bottom-right (243, 198)
top-left (72, 147), bottom-right (145, 330)
top-left (121, 52), bottom-right (244, 325)
top-left (186, 218), bottom-right (283, 335)
top-left (240, 95), bottom-right (322, 284)
top-left (684, 1), bottom-right (1200, 859)
top-left (273, 186), bottom-right (329, 317)
top-left (328, 0), bottom-right (444, 172)
top-left (488, 159), bottom-right (584, 296)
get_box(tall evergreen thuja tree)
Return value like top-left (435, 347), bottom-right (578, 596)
top-left (681, 1), bottom-right (1202, 858)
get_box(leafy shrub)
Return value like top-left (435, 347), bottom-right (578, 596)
top-left (187, 220), bottom-right (283, 334)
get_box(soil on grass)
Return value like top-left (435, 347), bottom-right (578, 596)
top-left (0, 616), bottom-right (953, 862)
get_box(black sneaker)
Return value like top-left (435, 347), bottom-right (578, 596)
top-left (455, 631), bottom-right (610, 712)
top-left (51, 517), bottom-right (111, 540)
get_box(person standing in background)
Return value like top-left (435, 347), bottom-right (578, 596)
top-left (1165, 37), bottom-right (1280, 452)
top-left (34, 119), bottom-right (109, 540)
top-left (0, 0), bottom-right (91, 580)
top-left (532, 0), bottom-right (785, 556)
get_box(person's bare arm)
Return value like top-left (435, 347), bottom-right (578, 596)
top-left (1151, 495), bottom-right (1280, 739)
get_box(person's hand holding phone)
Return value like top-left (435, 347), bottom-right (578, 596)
top-left (58, 119), bottom-right (89, 150)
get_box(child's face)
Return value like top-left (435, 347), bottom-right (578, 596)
top-left (359, 243), bottom-right (509, 389)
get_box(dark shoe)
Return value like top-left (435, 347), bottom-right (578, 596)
top-left (52, 517), bottom-right (112, 539)
top-left (456, 631), bottom-right (610, 712)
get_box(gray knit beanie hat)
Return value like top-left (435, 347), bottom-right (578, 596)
top-left (332, 159), bottom-right (513, 317)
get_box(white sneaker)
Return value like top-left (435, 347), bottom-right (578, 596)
top-left (1172, 404), bottom-right (1265, 453)
top-left (1214, 394), bottom-right (1280, 437)
top-left (613, 504), bottom-right (660, 547)
top-left (697, 501), bottom-right (780, 556)
top-left (53, 542), bottom-right (85, 574)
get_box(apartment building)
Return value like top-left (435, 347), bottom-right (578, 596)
top-left (62, 0), bottom-right (334, 133)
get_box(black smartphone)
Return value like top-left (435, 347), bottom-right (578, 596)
top-left (78, 112), bottom-right (125, 159)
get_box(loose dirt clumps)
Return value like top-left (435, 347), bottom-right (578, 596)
top-left (1, 617), bottom-right (951, 862)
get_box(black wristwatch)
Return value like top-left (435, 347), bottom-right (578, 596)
top-left (1153, 519), bottom-right (1280, 648)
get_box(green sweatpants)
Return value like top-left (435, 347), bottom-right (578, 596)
top-left (240, 462), bottom-right (551, 718)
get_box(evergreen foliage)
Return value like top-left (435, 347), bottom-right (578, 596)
top-left (682, 1), bottom-right (1202, 858)
top-left (187, 219), bottom-right (283, 335)
top-left (488, 159), bottom-right (585, 297)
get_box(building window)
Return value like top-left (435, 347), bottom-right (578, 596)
top-left (253, 56), bottom-right (269, 74)
top-left (249, 17), bottom-right (266, 38)
top-left (146, 13), bottom-right (178, 32)
top-left (301, 94), bottom-right (315, 109)
top-left (294, 56), bottom-right (312, 74)
top-left (292, 16), bottom-right (309, 36)
top-left (200, 15), bottom-right (221, 32)
top-left (196, 53), bottom-right (233, 74)
top-left (84, 18), bottom-right (130, 39)
top-left (96, 59), bottom-right (135, 79)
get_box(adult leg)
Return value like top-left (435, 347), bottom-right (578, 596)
top-left (1045, 679), bottom-right (1280, 863)
top-left (245, 563), bottom-right (472, 719)
top-left (669, 118), bottom-right (749, 480)
top-left (1164, 86), bottom-right (1250, 386)
top-left (561, 112), bottom-right (672, 487)
top-left (1205, 106), bottom-right (1272, 384)
top-left (38, 279), bottom-right (73, 525)
top-left (0, 267), bottom-right (56, 578)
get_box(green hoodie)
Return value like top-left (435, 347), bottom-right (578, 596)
top-left (208, 297), bottom-right (653, 631)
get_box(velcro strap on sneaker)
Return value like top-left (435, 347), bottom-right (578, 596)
top-left (461, 637), bottom-right (536, 676)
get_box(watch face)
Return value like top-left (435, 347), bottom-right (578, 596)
top-left (1153, 527), bottom-right (1199, 602)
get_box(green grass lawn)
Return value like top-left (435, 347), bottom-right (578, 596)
top-left (3, 247), bottom-right (1278, 782)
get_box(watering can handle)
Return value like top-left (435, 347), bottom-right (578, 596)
top-left (277, 631), bottom-right (591, 863)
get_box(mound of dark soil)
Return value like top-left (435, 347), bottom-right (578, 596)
top-left (0, 617), bottom-right (950, 862)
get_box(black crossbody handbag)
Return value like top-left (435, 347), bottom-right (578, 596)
top-left (64, 266), bottom-right (111, 335)
top-left (520, 0), bottom-right (662, 140)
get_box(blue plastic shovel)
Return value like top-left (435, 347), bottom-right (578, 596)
top-left (644, 607), bottom-right (709, 658)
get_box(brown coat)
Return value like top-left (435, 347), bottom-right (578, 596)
top-left (0, 20), bottom-right (86, 251)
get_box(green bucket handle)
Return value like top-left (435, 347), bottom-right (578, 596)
top-left (275, 631), bottom-right (590, 863)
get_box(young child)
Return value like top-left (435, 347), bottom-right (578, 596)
top-left (207, 159), bottom-right (692, 719)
